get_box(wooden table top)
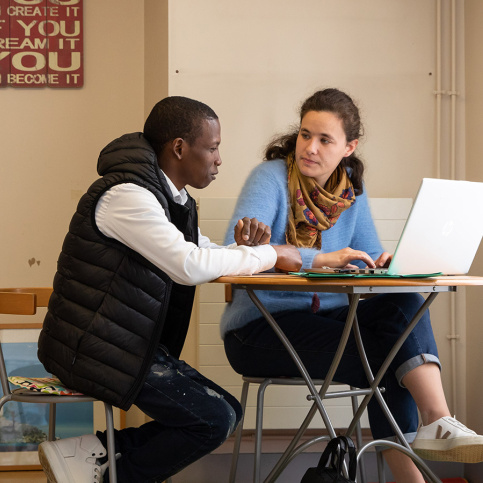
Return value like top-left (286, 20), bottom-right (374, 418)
top-left (213, 273), bottom-right (483, 288)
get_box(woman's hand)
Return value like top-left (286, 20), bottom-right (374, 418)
top-left (312, 248), bottom-right (376, 269)
top-left (234, 217), bottom-right (271, 246)
top-left (374, 251), bottom-right (392, 268)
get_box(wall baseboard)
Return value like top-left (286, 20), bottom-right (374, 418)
top-left (213, 428), bottom-right (374, 455)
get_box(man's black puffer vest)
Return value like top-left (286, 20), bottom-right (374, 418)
top-left (38, 133), bottom-right (198, 411)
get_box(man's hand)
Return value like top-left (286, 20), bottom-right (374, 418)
top-left (234, 217), bottom-right (271, 246)
top-left (272, 245), bottom-right (302, 272)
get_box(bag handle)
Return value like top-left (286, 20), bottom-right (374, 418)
top-left (316, 436), bottom-right (357, 481)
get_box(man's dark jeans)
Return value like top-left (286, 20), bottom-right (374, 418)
top-left (98, 346), bottom-right (242, 482)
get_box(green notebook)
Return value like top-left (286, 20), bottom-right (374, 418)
top-left (290, 271), bottom-right (442, 279)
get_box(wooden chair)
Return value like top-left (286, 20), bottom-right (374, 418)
top-left (0, 288), bottom-right (118, 482)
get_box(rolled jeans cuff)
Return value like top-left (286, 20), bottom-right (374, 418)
top-left (395, 353), bottom-right (441, 388)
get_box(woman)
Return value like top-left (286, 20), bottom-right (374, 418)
top-left (221, 88), bottom-right (483, 482)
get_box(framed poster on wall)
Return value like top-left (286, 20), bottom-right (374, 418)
top-left (0, 0), bottom-right (84, 88)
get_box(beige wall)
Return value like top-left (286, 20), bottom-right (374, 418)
top-left (465, 0), bottom-right (483, 436)
top-left (144, 0), bottom-right (168, 116)
top-left (0, 0), bottom-right (145, 288)
top-left (169, 0), bottom-right (438, 201)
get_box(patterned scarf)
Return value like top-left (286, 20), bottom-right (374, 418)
top-left (286, 152), bottom-right (356, 250)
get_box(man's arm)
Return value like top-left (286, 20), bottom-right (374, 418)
top-left (95, 183), bottom-right (277, 285)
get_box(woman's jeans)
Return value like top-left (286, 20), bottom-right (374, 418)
top-left (224, 293), bottom-right (440, 442)
top-left (98, 345), bottom-right (242, 483)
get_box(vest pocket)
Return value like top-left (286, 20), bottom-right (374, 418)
top-left (71, 332), bottom-right (86, 365)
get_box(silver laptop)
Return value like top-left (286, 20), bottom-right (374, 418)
top-left (307, 178), bottom-right (483, 277)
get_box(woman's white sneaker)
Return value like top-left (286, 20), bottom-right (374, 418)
top-left (412, 416), bottom-right (483, 463)
top-left (38, 434), bottom-right (107, 483)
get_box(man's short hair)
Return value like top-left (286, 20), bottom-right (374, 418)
top-left (144, 96), bottom-right (218, 156)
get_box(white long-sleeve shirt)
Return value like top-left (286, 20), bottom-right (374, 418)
top-left (94, 179), bottom-right (276, 286)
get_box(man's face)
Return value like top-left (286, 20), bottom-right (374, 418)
top-left (182, 118), bottom-right (222, 189)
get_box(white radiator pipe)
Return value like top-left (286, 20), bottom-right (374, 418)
top-left (435, 0), bottom-right (442, 179)
top-left (449, 0), bottom-right (458, 416)
top-left (435, 0), bottom-right (459, 415)
top-left (450, 0), bottom-right (457, 180)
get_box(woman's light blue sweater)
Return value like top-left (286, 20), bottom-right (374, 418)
top-left (220, 159), bottom-right (383, 337)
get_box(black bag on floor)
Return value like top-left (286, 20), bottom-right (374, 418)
top-left (300, 436), bottom-right (357, 483)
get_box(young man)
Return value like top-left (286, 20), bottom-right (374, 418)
top-left (37, 96), bottom-right (301, 483)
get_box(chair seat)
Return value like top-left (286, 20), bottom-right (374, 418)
top-left (8, 376), bottom-right (84, 395)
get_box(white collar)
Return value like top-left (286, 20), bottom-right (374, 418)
top-left (161, 170), bottom-right (188, 205)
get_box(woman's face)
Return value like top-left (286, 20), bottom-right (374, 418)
top-left (295, 110), bottom-right (358, 187)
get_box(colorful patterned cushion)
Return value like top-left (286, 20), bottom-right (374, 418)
top-left (8, 376), bottom-right (84, 396)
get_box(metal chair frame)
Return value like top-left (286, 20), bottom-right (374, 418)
top-left (229, 375), bottom-right (372, 483)
top-left (0, 288), bottom-right (117, 482)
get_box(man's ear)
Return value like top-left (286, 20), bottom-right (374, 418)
top-left (173, 138), bottom-right (184, 160)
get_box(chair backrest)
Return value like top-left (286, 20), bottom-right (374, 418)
top-left (0, 291), bottom-right (36, 315)
top-left (0, 287), bottom-right (53, 309)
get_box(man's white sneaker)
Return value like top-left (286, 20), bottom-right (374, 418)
top-left (412, 416), bottom-right (483, 463)
top-left (38, 434), bottom-right (107, 483)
